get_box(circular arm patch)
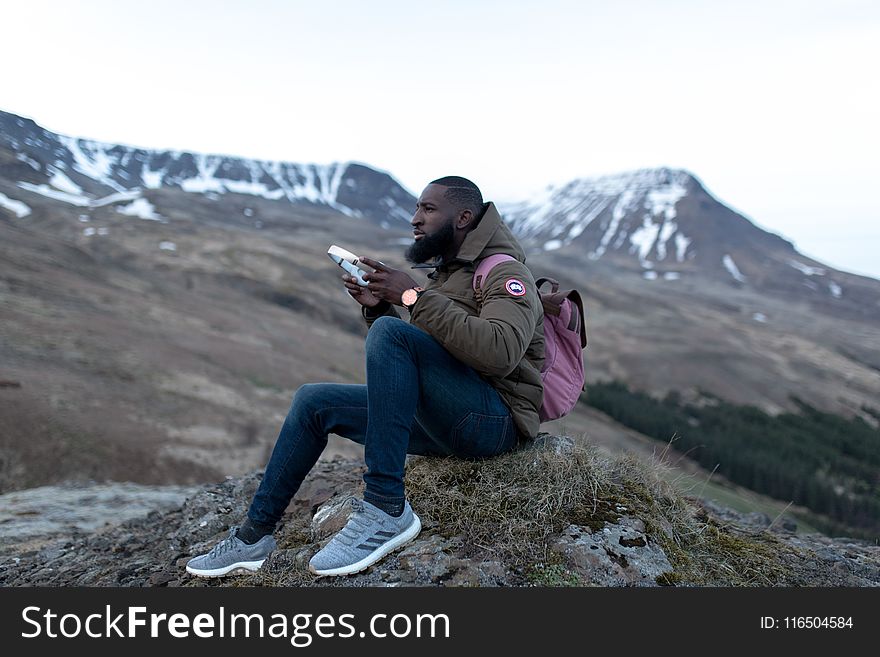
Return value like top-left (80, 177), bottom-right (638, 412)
top-left (505, 278), bottom-right (526, 296)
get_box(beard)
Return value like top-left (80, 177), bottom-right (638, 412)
top-left (405, 220), bottom-right (456, 264)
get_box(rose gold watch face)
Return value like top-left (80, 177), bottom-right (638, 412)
top-left (402, 288), bottom-right (417, 306)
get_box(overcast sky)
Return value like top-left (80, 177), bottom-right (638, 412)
top-left (2, 0), bottom-right (878, 278)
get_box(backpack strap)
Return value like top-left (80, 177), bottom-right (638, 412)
top-left (537, 278), bottom-right (588, 348)
top-left (535, 277), bottom-right (560, 294)
top-left (472, 254), bottom-right (517, 305)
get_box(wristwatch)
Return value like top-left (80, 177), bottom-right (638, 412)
top-left (401, 286), bottom-right (425, 310)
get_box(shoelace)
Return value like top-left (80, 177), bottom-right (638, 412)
top-left (208, 529), bottom-right (240, 558)
top-left (334, 499), bottom-right (380, 547)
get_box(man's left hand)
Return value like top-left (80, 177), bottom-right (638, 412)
top-left (360, 257), bottom-right (419, 306)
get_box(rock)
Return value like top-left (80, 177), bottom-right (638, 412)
top-left (310, 497), bottom-right (355, 542)
top-left (553, 516), bottom-right (674, 586)
top-left (743, 512), bottom-right (772, 528)
top-left (397, 535), bottom-right (459, 583)
top-left (0, 481), bottom-right (199, 555)
top-left (289, 458), bottom-right (364, 516)
top-left (780, 517), bottom-right (798, 532)
top-left (149, 571), bottom-right (174, 586)
top-left (528, 433), bottom-right (575, 454)
top-left (38, 547), bottom-right (67, 561)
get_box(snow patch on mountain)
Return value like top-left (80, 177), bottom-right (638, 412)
top-left (179, 154), bottom-right (225, 194)
top-left (152, 157), bottom-right (361, 215)
top-left (57, 135), bottom-right (125, 192)
top-left (224, 179), bottom-right (286, 200)
top-left (625, 183), bottom-right (685, 265)
top-left (49, 169), bottom-right (83, 195)
top-left (723, 254), bottom-right (747, 283)
top-left (142, 167), bottom-right (164, 189)
top-left (654, 221), bottom-right (675, 260)
top-left (15, 182), bottom-right (159, 218)
top-left (117, 197), bottom-right (162, 221)
top-left (788, 259), bottom-right (826, 276)
top-left (646, 182), bottom-right (686, 221)
top-left (674, 233), bottom-right (692, 262)
top-left (92, 190), bottom-right (142, 207)
top-left (17, 181), bottom-right (90, 206)
top-left (593, 189), bottom-right (637, 259)
top-left (629, 214), bottom-right (661, 265)
top-left (0, 192), bottom-right (31, 218)
top-left (16, 153), bottom-right (41, 171)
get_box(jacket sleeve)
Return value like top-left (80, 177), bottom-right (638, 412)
top-left (362, 299), bottom-right (400, 328)
top-left (408, 262), bottom-right (541, 378)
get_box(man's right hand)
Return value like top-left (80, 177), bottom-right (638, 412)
top-left (342, 274), bottom-right (382, 308)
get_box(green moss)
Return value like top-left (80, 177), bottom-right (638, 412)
top-left (569, 498), bottom-right (623, 532)
top-left (655, 572), bottom-right (683, 586)
top-left (648, 514), bottom-right (798, 586)
top-left (527, 563), bottom-right (583, 587)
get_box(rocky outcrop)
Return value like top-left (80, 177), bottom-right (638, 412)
top-left (552, 516), bottom-right (674, 586)
top-left (1, 440), bottom-right (879, 588)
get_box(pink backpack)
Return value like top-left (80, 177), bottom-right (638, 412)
top-left (473, 254), bottom-right (588, 422)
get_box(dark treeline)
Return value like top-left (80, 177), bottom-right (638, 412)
top-left (584, 382), bottom-right (880, 540)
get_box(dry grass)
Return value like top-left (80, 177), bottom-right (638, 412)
top-left (405, 433), bottom-right (797, 585)
top-left (611, 448), bottom-right (796, 585)
top-left (404, 436), bottom-right (615, 567)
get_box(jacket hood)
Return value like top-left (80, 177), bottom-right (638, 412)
top-left (457, 202), bottom-right (526, 264)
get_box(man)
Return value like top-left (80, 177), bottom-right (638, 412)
top-left (186, 176), bottom-right (544, 578)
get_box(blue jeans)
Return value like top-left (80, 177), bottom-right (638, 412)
top-left (248, 316), bottom-right (518, 525)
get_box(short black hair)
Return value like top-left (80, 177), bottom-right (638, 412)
top-left (430, 176), bottom-right (483, 218)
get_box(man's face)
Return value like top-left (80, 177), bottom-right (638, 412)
top-left (405, 184), bottom-right (457, 264)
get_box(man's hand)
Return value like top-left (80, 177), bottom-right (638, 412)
top-left (360, 257), bottom-right (419, 306)
top-left (342, 273), bottom-right (383, 308)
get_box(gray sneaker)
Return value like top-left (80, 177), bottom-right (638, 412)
top-left (185, 528), bottom-right (276, 577)
top-left (309, 499), bottom-right (421, 577)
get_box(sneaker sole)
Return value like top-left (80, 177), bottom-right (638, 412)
top-left (309, 513), bottom-right (422, 577)
top-left (185, 558), bottom-right (267, 578)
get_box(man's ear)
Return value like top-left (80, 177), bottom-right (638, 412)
top-left (456, 209), bottom-right (474, 230)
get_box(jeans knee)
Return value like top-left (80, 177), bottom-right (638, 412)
top-left (289, 383), bottom-right (325, 421)
top-left (366, 315), bottom-right (409, 352)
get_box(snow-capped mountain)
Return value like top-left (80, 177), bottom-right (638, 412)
top-left (1, 108), bottom-right (877, 321)
top-left (499, 167), bottom-right (870, 309)
top-left (0, 109), bottom-right (415, 227)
